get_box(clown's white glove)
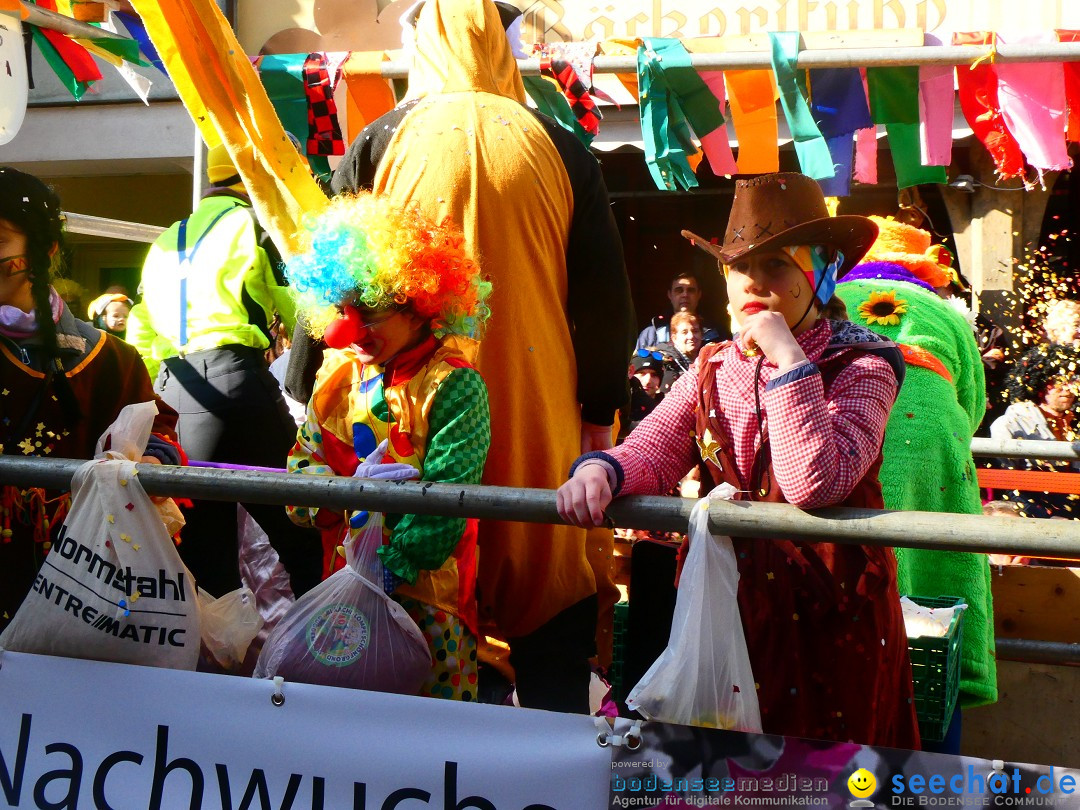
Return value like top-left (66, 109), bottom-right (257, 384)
top-left (354, 439), bottom-right (420, 481)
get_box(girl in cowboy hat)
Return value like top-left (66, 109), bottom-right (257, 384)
top-left (558, 172), bottom-right (921, 749)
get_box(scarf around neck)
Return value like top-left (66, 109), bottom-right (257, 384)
top-left (0, 287), bottom-right (63, 340)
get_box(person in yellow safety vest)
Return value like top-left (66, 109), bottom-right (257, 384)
top-left (131, 142), bottom-right (322, 599)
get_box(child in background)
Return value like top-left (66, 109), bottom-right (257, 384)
top-left (285, 194), bottom-right (492, 701)
top-left (87, 292), bottom-right (133, 339)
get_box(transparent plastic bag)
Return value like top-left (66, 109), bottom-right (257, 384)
top-left (0, 402), bottom-right (201, 670)
top-left (626, 484), bottom-right (762, 731)
top-left (198, 587), bottom-right (264, 670)
top-left (252, 512), bottom-right (430, 694)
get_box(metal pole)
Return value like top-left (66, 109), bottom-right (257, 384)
top-left (970, 438), bottom-right (1080, 462)
top-left (994, 639), bottom-right (1080, 666)
top-left (3, 456), bottom-right (1080, 557)
top-left (192, 126), bottom-right (207, 209)
top-left (368, 42), bottom-right (1080, 80)
top-left (16, 2), bottom-right (135, 43)
top-left (63, 212), bottom-right (165, 244)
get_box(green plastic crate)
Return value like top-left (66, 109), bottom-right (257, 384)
top-left (610, 601), bottom-right (630, 703)
top-left (905, 595), bottom-right (965, 743)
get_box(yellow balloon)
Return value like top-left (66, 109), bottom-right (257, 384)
top-left (848, 768), bottom-right (877, 799)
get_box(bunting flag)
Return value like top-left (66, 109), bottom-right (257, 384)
top-left (808, 67), bottom-right (874, 137)
top-left (30, 26), bottom-right (95, 99)
top-left (1057, 30), bottom-right (1080, 142)
top-left (919, 62), bottom-right (954, 166)
top-left (99, 12), bottom-right (153, 104)
top-left (548, 41), bottom-right (616, 105)
top-left (598, 39), bottom-right (640, 101)
top-left (637, 39), bottom-right (702, 191)
top-left (866, 66), bottom-right (919, 125)
top-left (113, 10), bottom-right (165, 73)
top-left (303, 52), bottom-right (345, 156)
top-left (854, 126), bottom-right (878, 185)
top-left (683, 37), bottom-right (737, 175)
top-left (866, 64), bottom-right (945, 187)
top-left (769, 32), bottom-right (834, 180)
top-left (52, 0), bottom-right (146, 65)
top-left (522, 74), bottom-right (592, 146)
top-left (995, 32), bottom-right (1071, 177)
top-left (257, 54), bottom-right (309, 147)
top-left (818, 135), bottom-right (855, 197)
top-left (953, 31), bottom-right (1025, 180)
top-left (726, 69), bottom-right (779, 174)
top-left (128, 0), bottom-right (328, 259)
top-left (32, 0), bottom-right (101, 98)
top-left (340, 51), bottom-right (397, 144)
top-left (854, 69), bottom-right (878, 184)
top-left (0, 0), bottom-right (29, 18)
top-left (542, 55), bottom-right (602, 137)
top-left (807, 66), bottom-right (873, 195)
top-left (886, 123), bottom-right (947, 189)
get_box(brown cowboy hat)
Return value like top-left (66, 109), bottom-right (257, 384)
top-left (681, 172), bottom-right (878, 276)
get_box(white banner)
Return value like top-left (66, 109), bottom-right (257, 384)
top-left (0, 651), bottom-right (609, 809)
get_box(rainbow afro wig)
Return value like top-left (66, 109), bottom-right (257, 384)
top-left (285, 192), bottom-right (491, 339)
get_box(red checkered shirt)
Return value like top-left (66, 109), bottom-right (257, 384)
top-left (608, 319), bottom-right (899, 508)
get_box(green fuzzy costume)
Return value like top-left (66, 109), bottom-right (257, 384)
top-left (836, 279), bottom-right (996, 707)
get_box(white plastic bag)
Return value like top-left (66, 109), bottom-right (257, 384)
top-left (0, 402), bottom-right (201, 670)
top-left (252, 512), bottom-right (430, 694)
top-left (900, 596), bottom-right (967, 639)
top-left (198, 587), bottom-right (264, 669)
top-left (626, 484), bottom-right (762, 731)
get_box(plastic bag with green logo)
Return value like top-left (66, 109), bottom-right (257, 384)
top-left (252, 511), bottom-right (429, 693)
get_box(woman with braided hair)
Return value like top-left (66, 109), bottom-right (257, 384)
top-left (0, 167), bottom-right (181, 631)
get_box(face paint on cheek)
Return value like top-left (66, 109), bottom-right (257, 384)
top-left (0, 255), bottom-right (30, 278)
top-left (791, 284), bottom-right (803, 299)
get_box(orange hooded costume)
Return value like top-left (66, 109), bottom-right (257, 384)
top-left (286, 0), bottom-right (636, 701)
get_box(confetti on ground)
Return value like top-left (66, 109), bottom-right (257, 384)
top-left (106, 514), bottom-right (115, 524)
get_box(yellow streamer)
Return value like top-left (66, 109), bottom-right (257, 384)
top-left (128, 0), bottom-right (327, 258)
top-left (969, 33), bottom-right (998, 70)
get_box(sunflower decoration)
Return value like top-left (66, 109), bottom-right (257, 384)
top-left (857, 290), bottom-right (909, 327)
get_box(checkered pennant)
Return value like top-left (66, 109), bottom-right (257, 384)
top-left (303, 53), bottom-right (345, 156)
top-left (544, 58), bottom-right (602, 137)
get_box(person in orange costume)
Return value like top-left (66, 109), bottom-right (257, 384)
top-left (284, 0), bottom-right (635, 712)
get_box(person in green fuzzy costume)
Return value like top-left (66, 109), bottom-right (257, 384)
top-left (837, 262), bottom-right (995, 712)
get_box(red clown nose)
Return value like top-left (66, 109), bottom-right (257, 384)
top-left (323, 305), bottom-right (366, 349)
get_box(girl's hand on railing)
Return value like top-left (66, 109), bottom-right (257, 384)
top-left (557, 464), bottom-right (612, 528)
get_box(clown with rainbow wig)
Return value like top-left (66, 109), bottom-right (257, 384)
top-left (286, 193), bottom-right (491, 701)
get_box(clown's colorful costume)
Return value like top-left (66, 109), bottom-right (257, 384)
top-left (284, 194), bottom-right (491, 701)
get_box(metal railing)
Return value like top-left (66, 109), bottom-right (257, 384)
top-left (3, 455), bottom-right (1080, 666)
top-left (2, 455), bottom-right (1080, 558)
top-left (64, 212), bottom-right (166, 244)
top-left (970, 438), bottom-right (1080, 462)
